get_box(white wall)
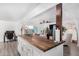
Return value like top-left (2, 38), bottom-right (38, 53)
top-left (0, 20), bottom-right (20, 42)
top-left (20, 6), bottom-right (56, 34)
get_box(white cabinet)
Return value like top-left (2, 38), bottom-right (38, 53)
top-left (32, 43), bottom-right (63, 56)
top-left (17, 37), bottom-right (32, 56)
top-left (17, 36), bottom-right (64, 56)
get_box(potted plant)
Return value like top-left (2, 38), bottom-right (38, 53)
top-left (62, 26), bottom-right (67, 35)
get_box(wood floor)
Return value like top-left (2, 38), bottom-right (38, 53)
top-left (0, 41), bottom-right (19, 56)
top-left (0, 41), bottom-right (79, 56)
top-left (70, 42), bottom-right (79, 56)
top-left (63, 42), bottom-right (79, 56)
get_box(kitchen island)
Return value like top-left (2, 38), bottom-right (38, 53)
top-left (17, 35), bottom-right (64, 56)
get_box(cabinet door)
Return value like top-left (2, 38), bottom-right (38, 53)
top-left (17, 37), bottom-right (22, 55)
top-left (17, 37), bottom-right (33, 56)
top-left (23, 45), bottom-right (32, 56)
top-left (21, 40), bottom-right (33, 56)
top-left (17, 37), bottom-right (26, 56)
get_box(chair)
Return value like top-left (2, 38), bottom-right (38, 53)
top-left (4, 31), bottom-right (17, 42)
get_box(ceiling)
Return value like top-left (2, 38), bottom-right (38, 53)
top-left (62, 3), bottom-right (79, 31)
top-left (0, 3), bottom-right (39, 21)
top-left (63, 3), bottom-right (79, 25)
top-left (28, 6), bottom-right (56, 26)
top-left (0, 3), bottom-right (57, 21)
top-left (1, 3), bottom-right (79, 22)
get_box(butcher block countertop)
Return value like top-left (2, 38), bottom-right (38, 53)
top-left (18, 35), bottom-right (65, 52)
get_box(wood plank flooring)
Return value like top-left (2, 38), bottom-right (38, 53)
top-left (0, 41), bottom-right (19, 56)
top-left (63, 42), bottom-right (79, 56)
top-left (0, 41), bottom-right (79, 56)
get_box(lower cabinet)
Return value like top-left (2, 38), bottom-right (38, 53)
top-left (22, 45), bottom-right (32, 56)
top-left (17, 36), bottom-right (64, 56)
top-left (17, 37), bottom-right (33, 56)
top-left (32, 43), bottom-right (63, 56)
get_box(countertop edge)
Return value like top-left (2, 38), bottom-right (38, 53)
top-left (18, 35), bottom-right (65, 52)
